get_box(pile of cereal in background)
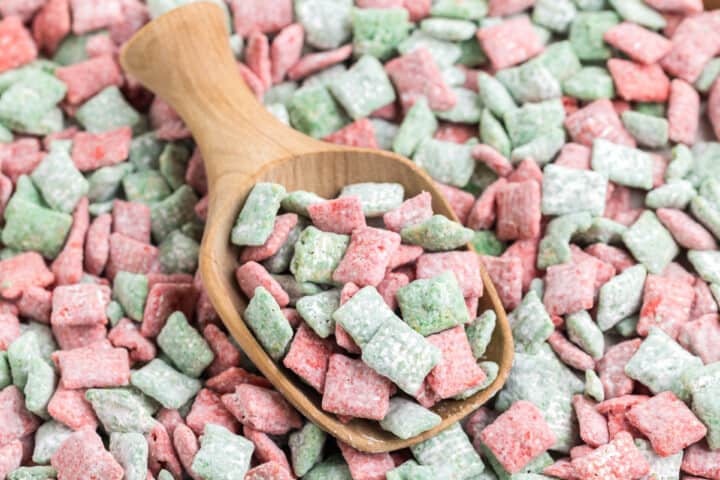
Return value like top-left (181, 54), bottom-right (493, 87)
top-left (1, 0), bottom-right (720, 478)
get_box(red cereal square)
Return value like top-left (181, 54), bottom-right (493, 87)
top-left (370, 101), bottom-right (399, 121)
top-left (480, 255), bottom-right (522, 311)
top-left (108, 318), bottom-right (157, 364)
top-left (387, 244), bottom-right (424, 271)
top-left (70, 0), bottom-right (123, 34)
top-left (502, 238), bottom-right (540, 292)
top-left (243, 426), bottom-right (293, 475)
top-left (146, 423), bottom-right (182, 479)
top-left (564, 99), bottom-right (636, 147)
top-left (678, 313), bottom-right (720, 364)
top-left (52, 323), bottom-right (108, 350)
top-left (149, 97), bottom-right (190, 141)
top-left (53, 341), bottom-right (130, 389)
top-left (466, 178), bottom-right (507, 231)
top-left (283, 322), bottom-right (335, 393)
top-left (416, 251), bottom-right (483, 298)
top-left (105, 232), bottom-right (161, 280)
top-left (471, 144), bottom-right (513, 177)
top-left (140, 282), bottom-right (197, 338)
top-left (403, 0), bottom-right (431, 21)
top-left (0, 16), bottom-right (37, 74)
top-left (543, 459), bottom-right (576, 480)
top-left (172, 423), bottom-right (199, 479)
top-left (231, 0), bottom-right (293, 37)
top-left (238, 62), bottom-right (266, 98)
top-left (548, 331), bottom-right (596, 371)
top-left (335, 322), bottom-right (362, 355)
top-left (426, 326), bottom-right (486, 399)
top-left (32, 0), bottom-right (71, 55)
top-left (51, 428), bottom-right (123, 480)
top-left (0, 138), bottom-right (43, 183)
top-left (571, 432), bottom-right (650, 480)
top-left (246, 30), bottom-right (271, 89)
top-left (186, 388), bottom-right (239, 436)
top-left (555, 143), bottom-right (592, 171)
top-left (681, 441), bottom-right (720, 479)
top-left (85, 33), bottom-right (117, 58)
top-left (287, 45), bottom-right (353, 81)
top-left (222, 384), bottom-right (302, 435)
top-left (434, 182), bottom-right (475, 225)
top-left (414, 379), bottom-right (442, 409)
top-left (47, 386), bottom-right (98, 430)
top-left (637, 274), bottom-right (695, 340)
top-left (307, 197), bottom-right (366, 235)
top-left (205, 367), bottom-right (273, 394)
top-left (572, 395), bottom-right (609, 448)
top-left (51, 197), bottom-right (89, 286)
top-left (0, 440), bottom-right (22, 479)
top-left (111, 199), bottom-right (151, 244)
top-left (662, 262), bottom-right (699, 286)
top-left (570, 245), bottom-right (616, 294)
top-left (543, 261), bottom-right (597, 316)
top-left (383, 192), bottom-right (433, 233)
top-left (668, 79), bottom-right (700, 145)
top-left (271, 23), bottom-right (304, 84)
top-left (596, 339), bottom-right (642, 400)
top-left (15, 286), bottom-right (52, 324)
top-left (608, 58), bottom-right (671, 103)
top-left (661, 12), bottom-right (720, 83)
top-left (385, 48), bottom-right (456, 112)
top-left (203, 324), bottom-right (242, 377)
top-left (235, 261), bottom-right (290, 307)
top-left (0, 0), bottom-right (44, 21)
top-left (324, 118), bottom-right (380, 149)
top-left (477, 16), bottom-right (543, 70)
top-left (321, 354), bottom-right (392, 421)
top-left (0, 386), bottom-right (40, 446)
top-left (339, 442), bottom-right (395, 480)
top-left (0, 174), bottom-right (11, 218)
top-left (626, 391), bottom-right (707, 456)
top-left (0, 252), bottom-right (54, 300)
top-left (51, 283), bottom-right (111, 327)
top-left (246, 462), bottom-right (294, 480)
top-left (85, 213), bottom-right (112, 276)
top-left (603, 22), bottom-right (672, 65)
top-left (507, 158), bottom-right (543, 186)
top-left (0, 313), bottom-right (20, 350)
top-left (332, 226), bottom-right (401, 287)
top-left (480, 400), bottom-right (557, 474)
top-left (488, 0), bottom-right (534, 16)
top-left (692, 280), bottom-right (718, 319)
top-left (495, 180), bottom-right (541, 241)
top-left (240, 213), bottom-right (298, 263)
top-left (55, 55), bottom-right (123, 105)
top-left (584, 243), bottom-right (634, 274)
top-left (72, 127), bottom-right (132, 172)
top-left (376, 271), bottom-right (410, 311)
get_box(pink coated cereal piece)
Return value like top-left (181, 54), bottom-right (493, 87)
top-left (0, 174), bottom-right (11, 218)
top-left (237, 62), bottom-right (266, 99)
top-left (196, 286), bottom-right (219, 328)
top-left (426, 326), bottom-right (486, 399)
top-left (383, 192), bottom-right (433, 233)
top-left (662, 262), bottom-right (695, 286)
top-left (140, 282), bottom-right (197, 338)
top-left (638, 274), bottom-right (695, 339)
top-left (480, 400), bottom-right (557, 474)
top-left (70, 0), bottom-right (123, 34)
top-left (370, 101), bottom-right (399, 121)
top-left (52, 322), bottom-right (108, 350)
top-left (236, 261), bottom-right (290, 307)
top-left (148, 273), bottom-right (194, 290)
top-left (543, 459), bottom-right (579, 480)
top-left (112, 199), bottom-right (151, 244)
top-left (105, 232), bottom-right (160, 280)
top-left (203, 324), bottom-right (242, 377)
top-left (377, 271), bottom-right (410, 311)
top-left (55, 55), bottom-right (123, 105)
top-left (481, 255), bottom-right (522, 311)
top-left (108, 318), bottom-right (157, 364)
top-left (651, 154), bottom-right (667, 188)
top-left (271, 23), bottom-right (304, 84)
top-left (339, 442), bottom-right (395, 480)
top-left (608, 58), bottom-right (671, 102)
top-left (51, 283), bottom-right (110, 327)
top-left (72, 127), bottom-right (132, 171)
top-left (324, 118), bottom-right (380, 149)
top-left (548, 331), bottom-right (596, 371)
top-left (678, 314), bottom-right (720, 364)
top-left (570, 246), bottom-right (616, 294)
top-left (332, 226), bottom-right (401, 287)
top-left (414, 378), bottom-right (442, 409)
top-left (15, 286), bottom-right (52, 324)
top-left (150, 100), bottom-right (190, 141)
top-left (205, 367), bottom-right (273, 395)
top-left (185, 148), bottom-right (208, 196)
top-left (173, 424), bottom-right (201, 480)
top-left (495, 180), bottom-right (541, 241)
top-left (243, 426), bottom-right (293, 475)
top-left (466, 295), bottom-right (479, 319)
top-left (146, 423), bottom-right (182, 479)
top-left (416, 251), bottom-right (483, 298)
top-left (384, 48), bottom-right (456, 112)
top-left (0, 252), bottom-right (54, 301)
top-left (668, 79), bottom-right (700, 145)
top-left (597, 339), bottom-right (642, 400)
top-left (570, 432), bottom-right (650, 480)
top-left (472, 144), bottom-right (513, 177)
top-left (231, 0), bottom-right (293, 37)
top-left (47, 386), bottom-right (98, 430)
top-left (282, 308), bottom-right (301, 328)
top-left (44, 125), bottom-right (79, 148)
top-left (85, 33), bottom-right (118, 58)
top-left (246, 30), bottom-right (272, 89)
top-left (692, 280), bottom-right (718, 319)
top-left (0, 386), bottom-right (40, 446)
top-left (627, 391), bottom-right (707, 456)
top-left (543, 262), bottom-right (597, 316)
top-left (584, 244), bottom-right (635, 273)
top-left (0, 440), bottom-right (22, 479)
top-left (433, 182), bottom-right (474, 225)
top-left (606, 409), bottom-right (641, 441)
top-left (603, 23), bottom-right (672, 65)
top-left (488, 0), bottom-right (535, 16)
top-left (502, 238), bottom-right (540, 292)
top-left (433, 123), bottom-right (477, 144)
top-left (51, 196), bottom-right (89, 285)
top-left (222, 384), bottom-right (302, 435)
top-left (283, 322), bottom-right (335, 393)
top-left (156, 408), bottom-right (185, 437)
top-left (465, 406), bottom-right (499, 449)
top-left (85, 213), bottom-right (112, 276)
top-left (32, 0), bottom-right (71, 55)
top-left (466, 178), bottom-right (507, 231)
top-left (477, 16), bottom-right (543, 71)
top-left (0, 0), bottom-right (44, 22)
top-left (605, 184), bottom-right (634, 223)
top-left (710, 78), bottom-right (720, 142)
top-left (564, 99), bottom-right (636, 148)
top-left (186, 388), bottom-right (239, 435)
top-left (661, 12), bottom-right (720, 83)
top-left (53, 341), bottom-right (130, 389)
top-left (572, 395), bottom-right (609, 448)
top-left (240, 213), bottom-right (299, 263)
top-left (0, 138), bottom-right (43, 183)
top-left (287, 45), bottom-right (354, 81)
top-left (403, 0), bottom-right (431, 21)
top-left (340, 282), bottom-right (361, 305)
top-left (321, 354), bottom-right (392, 420)
top-left (335, 322), bottom-right (361, 355)
top-left (645, 0), bottom-right (703, 13)
top-left (308, 197), bottom-right (366, 235)
top-left (0, 16), bottom-right (37, 74)
top-left (507, 158), bottom-right (543, 186)
top-left (570, 445), bottom-right (595, 459)
top-left (561, 96), bottom-right (579, 117)
top-left (657, 206), bottom-right (720, 250)
top-left (51, 427), bottom-right (124, 480)
top-left (681, 441), bottom-right (720, 479)
top-left (387, 244), bottom-right (424, 271)
top-left (246, 462), bottom-right (294, 480)
top-left (0, 313), bottom-right (20, 350)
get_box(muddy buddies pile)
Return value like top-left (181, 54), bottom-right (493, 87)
top-left (2, 0), bottom-right (720, 479)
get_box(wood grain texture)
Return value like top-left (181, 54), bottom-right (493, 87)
top-left (707, 0), bottom-right (720, 9)
top-left (119, 2), bottom-right (513, 453)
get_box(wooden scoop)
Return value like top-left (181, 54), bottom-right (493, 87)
top-left (120, 1), bottom-right (512, 453)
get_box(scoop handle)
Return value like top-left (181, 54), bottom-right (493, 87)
top-left (119, 1), bottom-right (324, 189)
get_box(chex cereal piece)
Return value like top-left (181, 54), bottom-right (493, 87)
top-left (245, 461), bottom-right (293, 480)
top-left (566, 311), bottom-right (604, 360)
top-left (230, 183), bottom-right (286, 247)
top-left (111, 200), bottom-right (151, 245)
top-left (426, 326), bottom-right (485, 399)
top-left (495, 180), bottom-right (541, 241)
top-left (678, 314), bottom-right (720, 364)
top-left (288, 85), bottom-right (349, 138)
top-left (410, 422), bottom-right (484, 476)
top-left (397, 271), bottom-right (469, 335)
top-left (139, 281), bottom-right (196, 339)
top-left (543, 261), bottom-right (596, 316)
top-left (307, 197), bottom-right (365, 235)
top-left (622, 211), bottom-right (679, 275)
top-left (333, 226), bottom-right (401, 287)
top-left (47, 386), bottom-right (98, 430)
top-left (296, 290), bottom-right (340, 339)
top-left (412, 138), bottom-right (474, 188)
top-left (338, 442), bottom-right (394, 480)
top-left (186, 388), bottom-right (239, 436)
top-left (666, 79), bottom-right (701, 145)
top-left (646, 180), bottom-right (697, 211)
top-left (681, 441), bottom-right (720, 479)
top-left (236, 261), bottom-right (290, 307)
top-left (105, 233), bottom-right (160, 280)
top-left (0, 252), bottom-right (54, 300)
top-left (289, 421), bottom-right (326, 476)
top-left (109, 432), bottom-right (150, 480)
top-left (477, 15), bottom-right (543, 70)
top-left (607, 58), bottom-right (670, 103)
top-left (241, 285), bottom-right (294, 361)
top-left (570, 432), bottom-right (650, 480)
top-left (379, 397), bottom-right (441, 440)
top-left (53, 341), bottom-right (129, 389)
top-left (603, 22), bottom-right (671, 65)
top-left (333, 286), bottom-right (398, 347)
top-left (108, 318), bottom-right (156, 363)
top-left (565, 99), bottom-right (635, 148)
top-left (383, 192), bottom-right (433, 233)
top-left (322, 354), bottom-right (392, 420)
top-left (401, 215), bottom-right (473, 251)
top-left (56, 55), bottom-right (123, 107)
top-left (231, 0), bottom-right (292, 36)
top-left (51, 283), bottom-right (109, 327)
top-left (509, 291), bottom-right (554, 353)
top-left (596, 339), bottom-right (642, 400)
top-left (330, 55), bottom-right (397, 120)
top-left (339, 183), bottom-right (403, 217)
top-left (0, 17), bottom-right (37, 74)
top-left (572, 395), bottom-right (608, 448)
top-left (51, 427), bottom-right (123, 480)
top-left (0, 385), bottom-right (40, 447)
top-left (541, 165), bottom-right (607, 217)
top-left (392, 98), bottom-right (438, 157)
top-left (416, 250), bottom-right (482, 300)
top-left (591, 139), bottom-right (653, 190)
top-left (112, 271), bottom-right (148, 322)
top-left (157, 311), bottom-right (214, 377)
top-left (384, 48), bottom-right (456, 112)
top-left (637, 274), bottom-right (695, 339)
top-left (480, 255), bottom-right (523, 311)
top-left (84, 213), bottom-right (111, 275)
top-left (283, 323), bottom-right (334, 393)
top-left (222, 383), bottom-right (302, 435)
top-left (548, 331), bottom-right (595, 371)
top-left (192, 423), bottom-right (254, 480)
top-left (661, 12), bottom-right (720, 83)
top-left (203, 325), bottom-right (241, 377)
top-left (291, 226), bottom-right (349, 285)
top-left (596, 264), bottom-right (647, 332)
top-left (131, 358), bottom-right (201, 410)
top-left (15, 286), bottom-right (51, 324)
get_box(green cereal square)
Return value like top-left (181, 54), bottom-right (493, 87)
top-left (0, 123), bottom-right (12, 143)
top-left (24, 356), bottom-right (56, 419)
top-left (380, 397), bottom-right (441, 440)
top-left (596, 264), bottom-right (646, 331)
top-left (466, 309), bottom-right (496, 359)
top-left (288, 86), bottom-right (348, 139)
top-left (131, 358), bottom-right (201, 409)
top-left (471, 230), bottom-right (506, 257)
top-left (688, 143), bottom-right (720, 186)
top-left (696, 57), bottom-right (720, 94)
top-left (410, 423), bottom-right (485, 478)
top-left (412, 138), bottom-right (475, 187)
top-left (503, 99), bottom-right (565, 147)
top-left (562, 66), bottom-right (615, 101)
top-left (0, 351), bottom-right (10, 389)
top-left (85, 387), bottom-right (158, 433)
top-left (430, 0), bottom-right (487, 19)
top-left (329, 55), bottom-right (397, 120)
top-left (230, 183), bottom-right (286, 246)
top-left (529, 278), bottom-right (544, 300)
top-left (622, 211), bottom-right (678, 274)
top-left (281, 191), bottom-right (325, 216)
top-left (532, 0), bottom-right (577, 33)
top-left (333, 286), bottom-right (400, 347)
top-left (76, 86), bottom-right (142, 133)
top-left (625, 327), bottom-right (702, 401)
top-left (106, 301), bottom-right (125, 326)
top-left (157, 311), bottom-right (215, 377)
top-left (420, 18), bottom-right (477, 42)
top-left (2, 198), bottom-right (72, 259)
top-left (569, 11), bottom-right (620, 61)
top-left (123, 170), bottom-right (172, 204)
top-left (242, 286), bottom-right (294, 361)
top-left (435, 87), bottom-right (482, 124)
top-left (477, 72), bottom-right (517, 119)
top-left (296, 290), bottom-right (341, 339)
top-left (401, 215), bottom-right (473, 251)
top-left (397, 31), bottom-right (462, 69)
top-left (32, 420), bottom-right (73, 464)
top-left (159, 230), bottom-right (199, 274)
top-left (591, 139), bottom-right (654, 190)
top-left (694, 196), bottom-right (720, 241)
top-left (537, 212), bottom-right (593, 269)
top-left (351, 8), bottom-right (410, 60)
top-left (0, 70), bottom-right (66, 132)
top-left (19, 107), bottom-right (63, 136)
top-left (303, 65), bottom-right (348, 89)
top-left (7, 466), bottom-right (58, 480)
top-left (608, 0), bottom-right (665, 29)
top-left (23, 323), bottom-right (56, 364)
top-left (109, 432), bottom-right (148, 480)
top-left (510, 128), bottom-right (565, 165)
top-left (290, 226), bottom-right (349, 285)
top-left (7, 332), bottom-right (41, 389)
top-left (339, 182), bottom-right (404, 217)
top-left (683, 363), bottom-right (720, 449)
top-left (53, 34), bottom-right (89, 65)
top-left (621, 111), bottom-right (669, 149)
top-left (88, 162), bottom-right (135, 203)
top-left (295, 0), bottom-right (353, 50)
top-left (535, 41), bottom-right (582, 84)
top-left (541, 164), bottom-right (607, 216)
top-left (289, 422), bottom-right (327, 477)
top-left (159, 143), bottom-right (191, 190)
top-left (303, 455), bottom-right (352, 480)
top-left (150, 184), bottom-right (199, 242)
top-left (192, 424), bottom-right (254, 480)
top-left (129, 131), bottom-right (166, 170)
top-left (509, 290), bottom-right (553, 353)
top-left (397, 271), bottom-right (469, 336)
top-left (496, 62), bottom-right (562, 104)
top-left (688, 250), bottom-right (720, 284)
top-left (362, 316), bottom-right (441, 395)
top-left (112, 272), bottom-right (148, 322)
top-left (565, 310), bottom-right (604, 359)
top-left (480, 109), bottom-right (512, 158)
top-left (31, 149), bottom-right (88, 213)
top-left (634, 102), bottom-right (666, 117)
top-left (585, 369), bottom-right (604, 402)
top-left (645, 180), bottom-right (696, 210)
